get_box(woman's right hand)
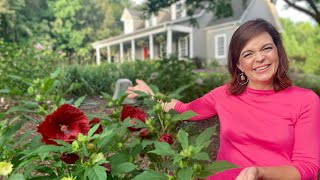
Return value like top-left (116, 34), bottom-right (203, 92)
top-left (126, 79), bottom-right (154, 99)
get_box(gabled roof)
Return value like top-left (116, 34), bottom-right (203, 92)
top-left (121, 8), bottom-right (144, 21)
top-left (206, 0), bottom-right (250, 27)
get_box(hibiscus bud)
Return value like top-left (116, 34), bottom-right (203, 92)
top-left (61, 177), bottom-right (76, 180)
top-left (87, 143), bottom-right (94, 150)
top-left (35, 94), bottom-right (42, 102)
top-left (145, 118), bottom-right (152, 126)
top-left (72, 141), bottom-right (80, 151)
top-left (165, 114), bottom-right (172, 120)
top-left (117, 142), bottom-right (123, 148)
top-left (178, 160), bottom-right (188, 168)
top-left (139, 128), bottom-right (149, 139)
top-left (193, 164), bottom-right (202, 172)
top-left (108, 101), bottom-right (114, 107)
top-left (77, 133), bottom-right (87, 142)
top-left (0, 162), bottom-right (13, 176)
top-left (91, 153), bottom-right (106, 164)
top-left (60, 153), bottom-right (79, 164)
top-left (102, 163), bottom-right (111, 174)
top-left (159, 134), bottom-right (174, 145)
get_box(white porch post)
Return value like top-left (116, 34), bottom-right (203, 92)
top-left (166, 28), bottom-right (172, 58)
top-left (96, 48), bottom-right (101, 65)
top-left (131, 40), bottom-right (135, 61)
top-left (120, 42), bottom-right (124, 63)
top-left (189, 30), bottom-right (194, 58)
top-left (107, 46), bottom-right (111, 63)
top-left (149, 34), bottom-right (154, 59)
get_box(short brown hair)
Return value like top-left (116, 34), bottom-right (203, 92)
top-left (227, 18), bottom-right (291, 95)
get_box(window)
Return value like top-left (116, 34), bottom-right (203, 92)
top-left (178, 36), bottom-right (188, 57)
top-left (125, 20), bottom-right (133, 34)
top-left (176, 2), bottom-right (183, 19)
top-left (215, 34), bottom-right (226, 59)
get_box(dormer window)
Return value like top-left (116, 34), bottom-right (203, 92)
top-left (176, 2), bottom-right (183, 19)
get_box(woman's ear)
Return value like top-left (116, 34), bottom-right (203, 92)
top-left (237, 63), bottom-right (243, 72)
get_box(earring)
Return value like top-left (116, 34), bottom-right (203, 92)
top-left (237, 72), bottom-right (248, 85)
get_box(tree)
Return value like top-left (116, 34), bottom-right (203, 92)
top-left (143, 0), bottom-right (236, 22)
top-left (49, 0), bottom-right (132, 63)
top-left (281, 0), bottom-right (320, 25)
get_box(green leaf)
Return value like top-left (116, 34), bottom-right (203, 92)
top-left (88, 123), bottom-right (101, 138)
top-left (24, 145), bottom-right (66, 157)
top-left (133, 170), bottom-right (167, 180)
top-left (173, 154), bottom-right (184, 164)
top-left (85, 165), bottom-right (107, 180)
top-left (111, 162), bottom-right (136, 175)
top-left (177, 129), bottom-right (189, 149)
top-left (192, 152), bottom-right (211, 161)
top-left (177, 167), bottom-right (193, 180)
top-left (149, 84), bottom-right (159, 95)
top-left (196, 125), bottom-right (216, 147)
top-left (141, 139), bottom-right (156, 149)
top-left (148, 142), bottom-right (176, 156)
top-left (172, 110), bottom-right (197, 122)
top-left (73, 95), bottom-right (86, 107)
top-left (205, 161), bottom-right (238, 173)
top-left (8, 174), bottom-right (25, 180)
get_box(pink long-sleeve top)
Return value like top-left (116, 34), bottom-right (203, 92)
top-left (174, 85), bottom-right (320, 179)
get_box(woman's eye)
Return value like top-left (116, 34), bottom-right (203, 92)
top-left (243, 53), bottom-right (253, 58)
top-left (263, 46), bottom-right (273, 52)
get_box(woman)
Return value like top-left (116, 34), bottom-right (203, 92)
top-left (126, 19), bottom-right (320, 180)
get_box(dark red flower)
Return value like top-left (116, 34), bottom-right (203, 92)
top-left (90, 117), bottom-right (103, 134)
top-left (102, 163), bottom-right (111, 174)
top-left (159, 134), bottom-right (174, 145)
top-left (120, 105), bottom-right (147, 131)
top-left (60, 153), bottom-right (79, 164)
top-left (37, 104), bottom-right (90, 145)
top-left (139, 128), bottom-right (149, 139)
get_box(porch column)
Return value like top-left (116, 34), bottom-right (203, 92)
top-left (131, 40), bottom-right (135, 61)
top-left (149, 34), bottom-right (154, 59)
top-left (120, 42), bottom-right (124, 63)
top-left (107, 46), bottom-right (111, 63)
top-left (96, 48), bottom-right (101, 65)
top-left (189, 30), bottom-right (194, 58)
top-left (166, 28), bottom-right (172, 58)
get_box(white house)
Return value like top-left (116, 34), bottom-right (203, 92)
top-left (92, 0), bottom-right (281, 65)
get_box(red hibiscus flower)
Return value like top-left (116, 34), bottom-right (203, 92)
top-left (159, 134), bottom-right (174, 145)
top-left (139, 128), bottom-right (149, 139)
top-left (60, 153), bottom-right (79, 164)
top-left (120, 105), bottom-right (147, 131)
top-left (37, 104), bottom-right (90, 145)
top-left (90, 117), bottom-right (103, 134)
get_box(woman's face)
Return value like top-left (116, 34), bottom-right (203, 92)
top-left (237, 32), bottom-right (279, 90)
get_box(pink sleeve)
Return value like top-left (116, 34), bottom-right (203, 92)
top-left (174, 90), bottom-right (217, 121)
top-left (291, 92), bottom-right (320, 180)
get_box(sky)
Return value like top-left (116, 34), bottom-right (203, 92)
top-left (133, 0), bottom-right (314, 23)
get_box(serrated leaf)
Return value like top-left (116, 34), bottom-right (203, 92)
top-left (111, 162), bottom-right (136, 175)
top-left (192, 152), bottom-right (211, 161)
top-left (148, 142), bottom-right (176, 156)
top-left (177, 167), bottom-right (193, 180)
top-left (86, 165), bottom-right (107, 180)
top-left (133, 170), bottom-right (167, 180)
top-left (73, 95), bottom-right (86, 107)
top-left (177, 129), bottom-right (188, 149)
top-left (196, 125), bottom-right (216, 147)
top-left (172, 110), bottom-right (197, 122)
top-left (205, 161), bottom-right (238, 173)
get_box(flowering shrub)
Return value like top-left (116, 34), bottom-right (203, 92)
top-left (0, 90), bottom-right (237, 179)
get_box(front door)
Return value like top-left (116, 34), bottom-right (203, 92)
top-left (143, 47), bottom-right (149, 59)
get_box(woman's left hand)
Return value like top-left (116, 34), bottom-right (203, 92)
top-left (235, 167), bottom-right (259, 180)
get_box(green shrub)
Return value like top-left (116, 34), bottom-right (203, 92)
top-left (0, 40), bottom-right (60, 96)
